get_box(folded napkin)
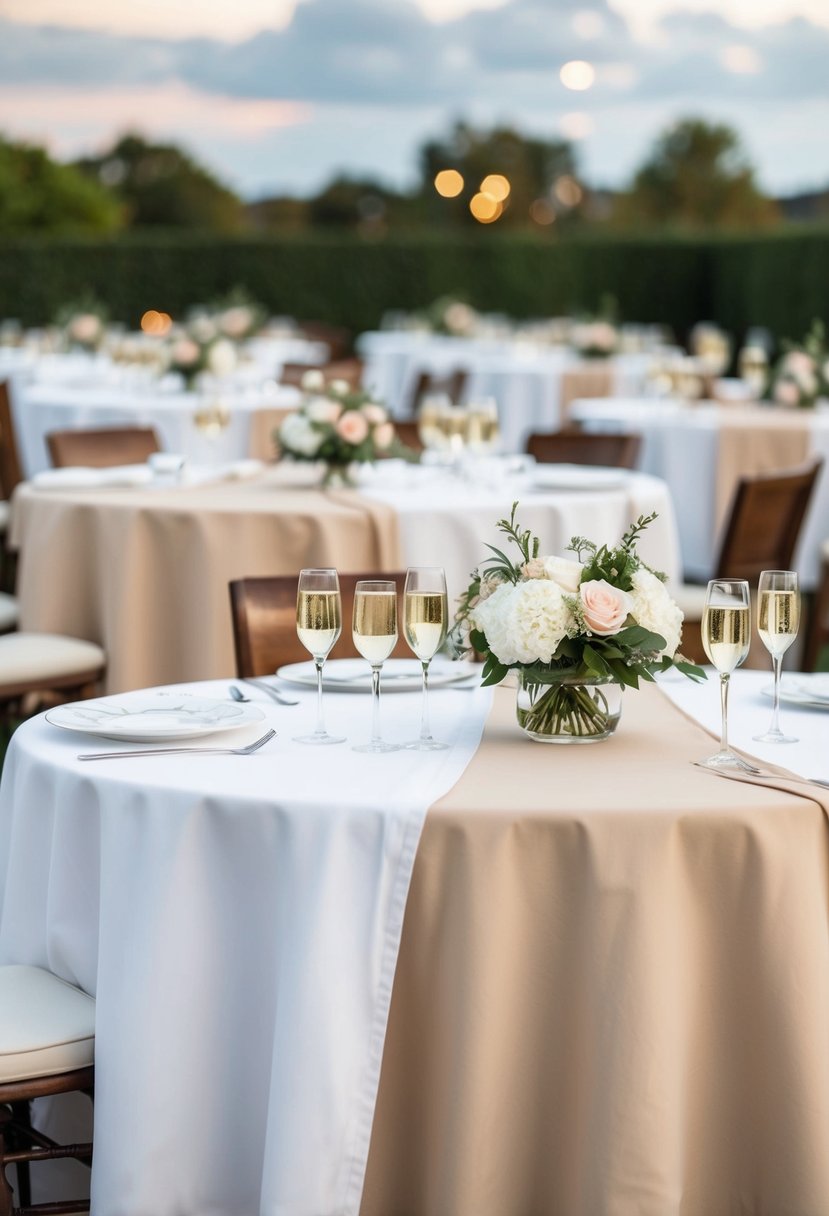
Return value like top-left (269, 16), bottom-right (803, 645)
top-left (32, 464), bottom-right (153, 490)
top-left (181, 459), bottom-right (265, 486)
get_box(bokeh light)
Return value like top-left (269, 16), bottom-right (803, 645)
top-left (721, 45), bottom-right (763, 74)
top-left (434, 169), bottom-right (464, 197)
top-left (560, 60), bottom-right (596, 91)
top-left (470, 192), bottom-right (503, 223)
top-left (559, 112), bottom-right (594, 140)
top-left (140, 310), bottom-right (173, 335)
top-left (529, 199), bottom-right (556, 226)
top-left (553, 176), bottom-right (584, 207)
top-left (479, 174), bottom-right (511, 202)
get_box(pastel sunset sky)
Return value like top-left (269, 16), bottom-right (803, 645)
top-left (1, 0), bottom-right (826, 197)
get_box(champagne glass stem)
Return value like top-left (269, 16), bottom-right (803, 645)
top-left (719, 672), bottom-right (730, 755)
top-left (314, 658), bottom-right (326, 736)
top-left (370, 666), bottom-right (382, 746)
top-left (419, 660), bottom-right (432, 743)
top-left (770, 654), bottom-right (783, 734)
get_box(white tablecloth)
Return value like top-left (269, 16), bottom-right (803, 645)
top-left (571, 399), bottom-right (829, 587)
top-left (0, 677), bottom-right (492, 1216)
top-left (358, 333), bottom-right (658, 452)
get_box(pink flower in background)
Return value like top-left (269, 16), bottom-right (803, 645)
top-left (580, 579), bottom-right (632, 635)
top-left (361, 403), bottom-right (387, 425)
top-left (336, 411), bottom-right (370, 445)
top-left (171, 338), bottom-right (200, 367)
top-left (774, 379), bottom-right (800, 407)
top-left (373, 422), bottom-right (394, 449)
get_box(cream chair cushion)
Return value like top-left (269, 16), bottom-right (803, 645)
top-left (0, 591), bottom-right (18, 632)
top-left (0, 965), bottom-right (95, 1083)
top-left (0, 633), bottom-right (105, 683)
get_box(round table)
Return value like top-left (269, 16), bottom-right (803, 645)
top-left (10, 463), bottom-right (681, 691)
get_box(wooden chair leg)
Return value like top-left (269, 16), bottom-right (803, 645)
top-left (8, 1105), bottom-right (30, 1211)
top-left (0, 1106), bottom-right (15, 1216)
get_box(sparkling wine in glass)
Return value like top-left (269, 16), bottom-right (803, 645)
top-left (404, 567), bottom-right (449, 751)
top-left (352, 580), bottom-right (402, 753)
top-left (700, 578), bottom-right (752, 770)
top-left (753, 570), bottom-right (800, 744)
top-left (293, 568), bottom-right (345, 745)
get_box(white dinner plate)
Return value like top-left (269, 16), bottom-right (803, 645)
top-left (276, 657), bottom-right (480, 693)
top-left (762, 679), bottom-right (829, 711)
top-left (790, 674), bottom-right (829, 703)
top-left (533, 464), bottom-right (628, 492)
top-left (46, 691), bottom-right (265, 742)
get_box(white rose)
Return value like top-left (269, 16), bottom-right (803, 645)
top-left (206, 338), bottom-right (237, 378)
top-left (300, 369), bottom-right (326, 392)
top-left (361, 403), bottom-right (387, 425)
top-left (189, 316), bottom-right (218, 343)
top-left (305, 397), bottom-right (342, 424)
top-left (68, 313), bottom-right (102, 345)
top-left (328, 379), bottom-right (350, 396)
top-left (444, 302), bottom-right (476, 335)
top-left (629, 567), bottom-right (683, 657)
top-left (279, 412), bottom-right (323, 457)
top-left (542, 556), bottom-right (583, 593)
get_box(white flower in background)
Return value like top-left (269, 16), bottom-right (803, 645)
top-left (219, 306), bottom-right (254, 340)
top-left (444, 302), bottom-right (477, 336)
top-left (189, 316), bottom-right (218, 344)
top-left (361, 403), bottom-right (387, 425)
top-left (473, 579), bottom-right (573, 665)
top-left (300, 369), bottom-right (326, 392)
top-left (542, 555), bottom-right (583, 593)
top-left (774, 379), bottom-right (800, 407)
top-left (206, 338), bottom-right (237, 378)
top-left (630, 567), bottom-right (683, 657)
top-left (306, 396), bottom-right (342, 424)
top-left (328, 379), bottom-right (351, 396)
top-left (279, 412), bottom-right (323, 457)
top-left (572, 320), bottom-right (617, 354)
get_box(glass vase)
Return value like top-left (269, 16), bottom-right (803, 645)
top-left (516, 672), bottom-right (623, 743)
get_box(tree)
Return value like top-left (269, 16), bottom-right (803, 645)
top-left (75, 134), bottom-right (245, 232)
top-left (419, 122), bottom-right (580, 228)
top-left (615, 118), bottom-right (777, 230)
top-left (0, 136), bottom-right (122, 235)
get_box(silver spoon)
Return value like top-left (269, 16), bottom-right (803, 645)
top-left (232, 680), bottom-right (299, 707)
top-left (78, 729), bottom-right (276, 761)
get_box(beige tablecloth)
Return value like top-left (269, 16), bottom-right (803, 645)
top-left (715, 407), bottom-right (812, 528)
top-left (363, 683), bottom-right (829, 1216)
top-left (10, 472), bottom-right (400, 692)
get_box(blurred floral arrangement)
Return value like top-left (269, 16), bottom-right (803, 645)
top-left (165, 327), bottom-right (238, 389)
top-left (56, 296), bottom-right (109, 352)
top-left (276, 371), bottom-right (399, 484)
top-left (769, 321), bottom-right (829, 409)
top-left (208, 288), bottom-right (266, 342)
top-left (452, 505), bottom-right (702, 736)
top-left (571, 319), bottom-right (618, 359)
top-left (424, 296), bottom-right (480, 337)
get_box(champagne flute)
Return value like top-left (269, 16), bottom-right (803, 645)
top-left (404, 567), bottom-right (449, 751)
top-left (700, 579), bottom-right (752, 770)
top-left (293, 568), bottom-right (345, 745)
top-left (753, 570), bottom-right (800, 744)
top-left (352, 580), bottom-right (403, 753)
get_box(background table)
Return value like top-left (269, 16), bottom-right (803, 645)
top-left (2, 673), bottom-right (829, 1215)
top-left (10, 464), bottom-right (680, 691)
top-left (571, 399), bottom-right (829, 585)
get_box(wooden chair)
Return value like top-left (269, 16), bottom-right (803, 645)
top-left (0, 634), bottom-right (106, 723)
top-left (392, 422), bottom-right (424, 455)
top-left (0, 965), bottom-right (95, 1216)
top-left (803, 539), bottom-right (829, 671)
top-left (407, 370), bottom-right (467, 418)
top-left (46, 427), bottom-right (161, 469)
top-left (296, 322), bottom-right (351, 362)
top-left (0, 382), bottom-right (24, 501)
top-left (526, 430), bottom-right (642, 469)
top-left (675, 460), bottom-right (823, 665)
top-left (230, 573), bottom-right (409, 677)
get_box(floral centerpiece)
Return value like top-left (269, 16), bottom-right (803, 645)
top-left (165, 325), bottom-right (237, 389)
top-left (210, 288), bottom-right (266, 341)
top-left (571, 319), bottom-right (618, 359)
top-left (769, 321), bottom-right (829, 409)
top-left (276, 371), bottom-right (398, 486)
top-left (424, 296), bottom-right (479, 337)
top-left (453, 505), bottom-right (703, 742)
top-left (57, 297), bottom-right (109, 352)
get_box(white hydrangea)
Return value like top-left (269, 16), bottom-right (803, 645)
top-left (206, 338), bottom-right (237, 378)
top-left (279, 412), bottom-right (323, 457)
top-left (629, 567), bottom-right (683, 657)
top-left (473, 579), bottom-right (574, 665)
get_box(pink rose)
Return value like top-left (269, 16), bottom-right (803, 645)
top-left (373, 422), bottom-right (394, 450)
top-left (336, 411), bottom-right (370, 445)
top-left (171, 338), bottom-right (200, 367)
top-left (580, 579), bottom-right (633, 635)
top-left (774, 379), bottom-right (799, 408)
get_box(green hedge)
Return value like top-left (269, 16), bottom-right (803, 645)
top-left (0, 229), bottom-right (827, 343)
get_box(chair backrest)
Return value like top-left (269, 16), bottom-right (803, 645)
top-left (714, 459), bottom-right (823, 582)
top-left (46, 427), bottom-right (161, 469)
top-left (230, 572), bottom-right (410, 677)
top-left (0, 380), bottom-right (24, 498)
top-left (526, 430), bottom-right (642, 469)
top-left (408, 370), bottom-right (467, 417)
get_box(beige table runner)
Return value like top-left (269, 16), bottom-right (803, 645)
top-left (715, 407), bottom-right (812, 529)
top-left (363, 683), bottom-right (829, 1216)
top-left (11, 471), bottom-right (402, 691)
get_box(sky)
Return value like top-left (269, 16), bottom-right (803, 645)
top-left (0, 0), bottom-right (827, 200)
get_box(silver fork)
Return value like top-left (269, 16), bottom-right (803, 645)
top-left (238, 678), bottom-right (299, 707)
top-left (78, 729), bottom-right (276, 761)
top-left (692, 760), bottom-right (829, 789)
